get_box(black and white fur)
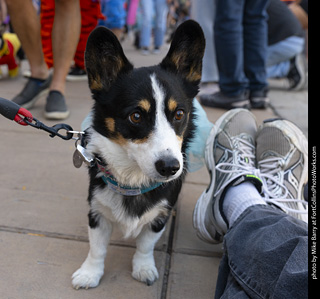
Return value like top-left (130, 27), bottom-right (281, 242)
top-left (72, 20), bottom-right (205, 289)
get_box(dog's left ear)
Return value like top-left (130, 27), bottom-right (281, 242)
top-left (160, 20), bottom-right (205, 95)
top-left (85, 26), bottom-right (133, 93)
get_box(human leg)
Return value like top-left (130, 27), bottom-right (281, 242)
top-left (139, 0), bottom-right (153, 52)
top-left (216, 205), bottom-right (308, 298)
top-left (98, 0), bottom-right (126, 40)
top-left (243, 0), bottom-right (269, 108)
top-left (7, 0), bottom-right (51, 108)
top-left (6, 0), bottom-right (49, 80)
top-left (40, 0), bottom-right (55, 69)
top-left (214, 0), bottom-right (247, 97)
top-left (193, 109), bottom-right (308, 298)
top-left (200, 0), bottom-right (250, 109)
top-left (243, 0), bottom-right (269, 92)
top-left (50, 0), bottom-right (81, 94)
top-left (67, 0), bottom-right (103, 81)
top-left (44, 0), bottom-right (81, 119)
top-left (73, 0), bottom-right (101, 70)
top-left (191, 0), bottom-right (219, 83)
top-left (267, 36), bottom-right (305, 79)
top-left (267, 36), bottom-right (306, 90)
top-left (153, 0), bottom-right (168, 50)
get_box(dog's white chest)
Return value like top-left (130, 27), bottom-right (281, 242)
top-left (92, 187), bottom-right (168, 238)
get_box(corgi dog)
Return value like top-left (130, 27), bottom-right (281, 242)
top-left (72, 20), bottom-right (205, 289)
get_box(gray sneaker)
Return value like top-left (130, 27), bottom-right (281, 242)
top-left (193, 109), bottom-right (262, 243)
top-left (12, 75), bottom-right (52, 109)
top-left (256, 118), bottom-right (308, 222)
top-left (44, 90), bottom-right (70, 120)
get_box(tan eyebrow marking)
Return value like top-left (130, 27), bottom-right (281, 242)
top-left (138, 99), bottom-right (151, 112)
top-left (168, 98), bottom-right (178, 112)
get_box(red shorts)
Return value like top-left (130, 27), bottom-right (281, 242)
top-left (40, 0), bottom-right (104, 70)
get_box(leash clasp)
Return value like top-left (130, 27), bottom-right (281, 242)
top-left (24, 117), bottom-right (74, 140)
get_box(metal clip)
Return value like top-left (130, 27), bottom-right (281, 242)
top-left (24, 117), bottom-right (74, 140)
top-left (68, 130), bottom-right (85, 140)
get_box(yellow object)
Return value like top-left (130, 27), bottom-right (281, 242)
top-left (3, 32), bottom-right (21, 56)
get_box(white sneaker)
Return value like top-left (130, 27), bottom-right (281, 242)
top-left (193, 109), bottom-right (262, 243)
top-left (256, 118), bottom-right (308, 222)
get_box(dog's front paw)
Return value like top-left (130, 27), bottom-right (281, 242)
top-left (132, 254), bottom-right (159, 286)
top-left (72, 262), bottom-right (104, 290)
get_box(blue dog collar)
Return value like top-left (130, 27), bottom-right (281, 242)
top-left (101, 174), bottom-right (163, 196)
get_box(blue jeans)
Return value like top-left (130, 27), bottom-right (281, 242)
top-left (191, 0), bottom-right (219, 82)
top-left (267, 36), bottom-right (305, 78)
top-left (214, 0), bottom-right (269, 96)
top-left (215, 205), bottom-right (308, 298)
top-left (139, 0), bottom-right (168, 49)
top-left (99, 0), bottom-right (126, 29)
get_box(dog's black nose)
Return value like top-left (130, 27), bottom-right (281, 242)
top-left (155, 158), bottom-right (180, 177)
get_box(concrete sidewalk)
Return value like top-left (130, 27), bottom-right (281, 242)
top-left (0, 37), bottom-right (307, 299)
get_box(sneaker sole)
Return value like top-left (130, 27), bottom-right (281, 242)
top-left (44, 110), bottom-right (70, 120)
top-left (193, 109), bottom-right (251, 242)
top-left (66, 75), bottom-right (88, 82)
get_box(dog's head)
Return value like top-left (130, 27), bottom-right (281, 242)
top-left (85, 20), bottom-right (205, 186)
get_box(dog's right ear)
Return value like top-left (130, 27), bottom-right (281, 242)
top-left (85, 26), bottom-right (133, 93)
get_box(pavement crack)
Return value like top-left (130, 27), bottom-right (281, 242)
top-left (160, 208), bottom-right (176, 299)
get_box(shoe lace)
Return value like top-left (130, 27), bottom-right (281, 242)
top-left (258, 156), bottom-right (308, 216)
top-left (214, 136), bottom-right (257, 196)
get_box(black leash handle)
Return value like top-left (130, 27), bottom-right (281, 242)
top-left (0, 97), bottom-right (74, 140)
top-left (0, 97), bottom-right (23, 121)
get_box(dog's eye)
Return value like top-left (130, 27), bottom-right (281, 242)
top-left (175, 109), bottom-right (184, 121)
top-left (129, 112), bottom-right (142, 124)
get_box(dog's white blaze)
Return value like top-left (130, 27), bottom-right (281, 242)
top-left (126, 74), bottom-right (183, 181)
top-left (150, 74), bottom-right (183, 171)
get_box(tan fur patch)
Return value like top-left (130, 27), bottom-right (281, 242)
top-left (132, 136), bottom-right (149, 144)
top-left (171, 52), bottom-right (201, 82)
top-left (138, 99), bottom-right (151, 112)
top-left (168, 98), bottom-right (178, 112)
top-left (105, 117), bottom-right (115, 132)
top-left (177, 135), bottom-right (183, 146)
top-left (110, 133), bottom-right (127, 146)
top-left (186, 66), bottom-right (202, 82)
top-left (171, 52), bottom-right (184, 70)
top-left (89, 74), bottom-right (103, 90)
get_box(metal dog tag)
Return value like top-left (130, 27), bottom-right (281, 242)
top-left (73, 148), bottom-right (84, 168)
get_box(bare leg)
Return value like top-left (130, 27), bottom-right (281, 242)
top-left (6, 0), bottom-right (49, 79)
top-left (50, 0), bottom-right (81, 94)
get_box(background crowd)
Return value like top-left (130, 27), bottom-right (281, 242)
top-left (0, 0), bottom-right (308, 118)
